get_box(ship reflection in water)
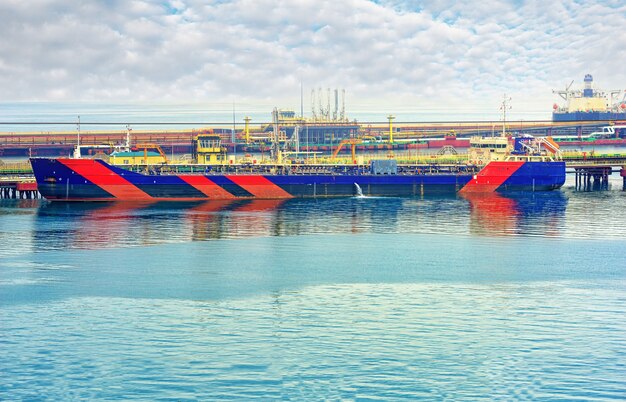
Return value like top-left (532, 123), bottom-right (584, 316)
top-left (461, 191), bottom-right (567, 237)
top-left (32, 192), bottom-right (568, 250)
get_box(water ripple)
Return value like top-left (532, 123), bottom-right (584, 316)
top-left (1, 188), bottom-right (625, 256)
top-left (1, 283), bottom-right (625, 400)
top-left (2, 188), bottom-right (626, 399)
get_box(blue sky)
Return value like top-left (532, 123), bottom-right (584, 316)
top-left (0, 0), bottom-right (624, 118)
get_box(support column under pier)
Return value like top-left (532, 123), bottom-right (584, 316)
top-left (576, 166), bottom-right (613, 192)
top-left (0, 187), bottom-right (16, 199)
top-left (1, 184), bottom-right (40, 199)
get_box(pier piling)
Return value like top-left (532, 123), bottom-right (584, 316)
top-left (0, 182), bottom-right (40, 199)
top-left (575, 166), bottom-right (612, 192)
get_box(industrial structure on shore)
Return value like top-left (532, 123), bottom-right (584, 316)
top-left (2, 118), bottom-right (626, 158)
top-left (1, 79), bottom-right (626, 159)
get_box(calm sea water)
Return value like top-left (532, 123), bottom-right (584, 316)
top-left (2, 175), bottom-right (626, 400)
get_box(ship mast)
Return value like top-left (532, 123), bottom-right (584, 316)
top-left (500, 94), bottom-right (511, 137)
top-left (125, 124), bottom-right (132, 151)
top-left (232, 102), bottom-right (237, 163)
top-left (271, 107), bottom-right (281, 163)
top-left (73, 115), bottom-right (81, 158)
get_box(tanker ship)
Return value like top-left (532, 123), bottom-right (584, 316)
top-left (553, 74), bottom-right (626, 121)
top-left (29, 130), bottom-right (565, 201)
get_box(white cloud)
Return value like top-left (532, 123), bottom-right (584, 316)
top-left (0, 0), bottom-right (624, 118)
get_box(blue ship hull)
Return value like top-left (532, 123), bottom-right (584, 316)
top-left (553, 111), bottom-right (626, 122)
top-left (29, 158), bottom-right (566, 201)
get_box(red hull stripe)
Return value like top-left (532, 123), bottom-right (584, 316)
top-left (58, 159), bottom-right (151, 200)
top-left (178, 175), bottom-right (236, 199)
top-left (459, 161), bottom-right (525, 193)
top-left (226, 175), bottom-right (293, 199)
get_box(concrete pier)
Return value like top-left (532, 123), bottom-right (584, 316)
top-left (574, 166), bottom-right (611, 191)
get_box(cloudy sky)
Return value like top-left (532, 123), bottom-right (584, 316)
top-left (1, 0), bottom-right (625, 118)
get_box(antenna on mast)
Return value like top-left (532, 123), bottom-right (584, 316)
top-left (271, 107), bottom-right (281, 162)
top-left (232, 101), bottom-right (237, 162)
top-left (500, 94), bottom-right (512, 137)
top-left (73, 115), bottom-right (82, 158)
top-left (125, 124), bottom-right (132, 150)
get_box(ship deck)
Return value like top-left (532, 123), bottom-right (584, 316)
top-left (117, 162), bottom-right (482, 177)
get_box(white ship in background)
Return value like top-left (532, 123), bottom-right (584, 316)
top-left (552, 74), bottom-right (626, 121)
